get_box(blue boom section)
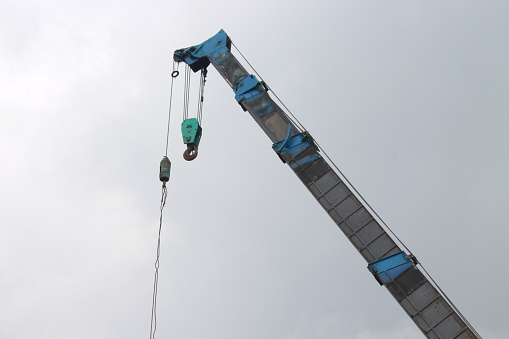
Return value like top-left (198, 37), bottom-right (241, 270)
top-left (173, 31), bottom-right (480, 338)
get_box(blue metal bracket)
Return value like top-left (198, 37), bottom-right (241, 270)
top-left (368, 251), bottom-right (414, 286)
top-left (173, 30), bottom-right (231, 71)
top-left (272, 132), bottom-right (320, 168)
top-left (233, 75), bottom-right (263, 102)
top-left (275, 125), bottom-right (293, 153)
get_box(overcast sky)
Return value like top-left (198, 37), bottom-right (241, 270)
top-left (1, 1), bottom-right (508, 338)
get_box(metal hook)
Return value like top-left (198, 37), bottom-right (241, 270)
top-left (183, 144), bottom-right (198, 161)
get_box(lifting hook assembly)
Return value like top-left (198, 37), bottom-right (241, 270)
top-left (181, 117), bottom-right (202, 161)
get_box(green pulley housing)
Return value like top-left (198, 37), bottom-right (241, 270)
top-left (159, 156), bottom-right (171, 182)
top-left (181, 118), bottom-right (202, 161)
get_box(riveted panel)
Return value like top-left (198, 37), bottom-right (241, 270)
top-left (400, 298), bottom-right (418, 317)
top-left (319, 196), bottom-right (333, 210)
top-left (356, 220), bottom-right (385, 245)
top-left (334, 196), bottom-right (361, 218)
top-left (455, 330), bottom-right (478, 339)
top-left (360, 248), bottom-right (376, 262)
top-left (314, 171), bottom-right (339, 194)
top-left (297, 158), bottom-right (330, 187)
top-left (345, 207), bottom-right (373, 232)
top-left (328, 209), bottom-right (345, 226)
top-left (421, 299), bottom-right (452, 327)
top-left (413, 313), bottom-right (432, 333)
top-left (425, 330), bottom-right (440, 339)
top-left (366, 233), bottom-right (398, 259)
top-left (350, 234), bottom-right (364, 249)
top-left (387, 266), bottom-right (428, 302)
top-left (433, 314), bottom-right (466, 338)
top-left (408, 281), bottom-right (440, 311)
top-left (324, 184), bottom-right (350, 208)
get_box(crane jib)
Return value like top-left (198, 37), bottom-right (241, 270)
top-left (172, 30), bottom-right (481, 339)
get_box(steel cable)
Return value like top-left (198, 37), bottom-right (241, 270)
top-left (165, 62), bottom-right (178, 156)
top-left (183, 64), bottom-right (191, 121)
top-left (231, 41), bottom-right (306, 133)
top-left (149, 183), bottom-right (167, 339)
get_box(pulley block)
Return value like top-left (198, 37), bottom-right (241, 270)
top-left (181, 118), bottom-right (202, 161)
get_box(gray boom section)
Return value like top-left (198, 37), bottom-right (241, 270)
top-left (287, 153), bottom-right (478, 339)
top-left (182, 39), bottom-right (479, 338)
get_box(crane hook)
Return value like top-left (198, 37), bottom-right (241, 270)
top-left (183, 144), bottom-right (198, 161)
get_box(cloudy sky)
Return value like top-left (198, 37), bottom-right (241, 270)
top-left (1, 1), bottom-right (508, 338)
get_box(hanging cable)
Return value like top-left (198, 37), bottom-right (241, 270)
top-left (165, 62), bottom-right (179, 157)
top-left (196, 68), bottom-right (207, 124)
top-left (149, 183), bottom-right (168, 339)
top-left (150, 62), bottom-right (177, 338)
top-left (183, 64), bottom-right (191, 121)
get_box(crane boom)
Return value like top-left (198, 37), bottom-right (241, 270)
top-left (173, 30), bottom-right (479, 339)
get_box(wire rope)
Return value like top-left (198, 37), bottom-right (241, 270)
top-left (150, 61), bottom-right (179, 338)
top-left (149, 183), bottom-right (167, 339)
top-left (165, 62), bottom-right (179, 156)
top-left (183, 64), bottom-right (191, 121)
top-left (196, 68), bottom-right (207, 124)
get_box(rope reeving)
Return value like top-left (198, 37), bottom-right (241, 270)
top-left (183, 64), bottom-right (191, 121)
top-left (165, 62), bottom-right (179, 156)
top-left (149, 183), bottom-right (168, 339)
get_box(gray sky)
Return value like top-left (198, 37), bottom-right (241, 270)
top-left (1, 1), bottom-right (508, 338)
